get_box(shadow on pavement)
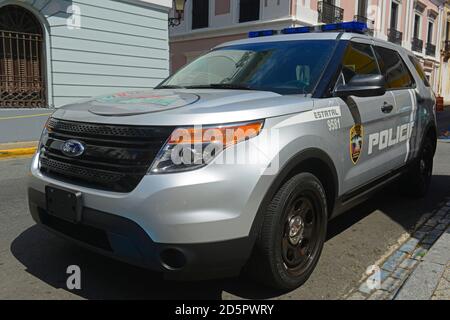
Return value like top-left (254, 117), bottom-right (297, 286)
top-left (327, 175), bottom-right (450, 241)
top-left (11, 225), bottom-right (227, 300)
top-left (10, 174), bottom-right (450, 300)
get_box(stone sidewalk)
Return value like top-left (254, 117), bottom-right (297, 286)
top-left (347, 198), bottom-right (450, 300)
top-left (395, 226), bottom-right (450, 300)
top-left (432, 262), bottom-right (450, 300)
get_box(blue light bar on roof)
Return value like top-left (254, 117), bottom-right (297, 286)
top-left (248, 29), bottom-right (277, 38)
top-left (281, 26), bottom-right (312, 34)
top-left (249, 21), bottom-right (369, 38)
top-left (321, 21), bottom-right (368, 33)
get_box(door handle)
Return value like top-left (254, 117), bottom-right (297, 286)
top-left (381, 103), bottom-right (394, 114)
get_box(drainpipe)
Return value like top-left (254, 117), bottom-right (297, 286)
top-left (403, 0), bottom-right (409, 48)
top-left (405, 0), bottom-right (414, 50)
top-left (436, 4), bottom-right (445, 98)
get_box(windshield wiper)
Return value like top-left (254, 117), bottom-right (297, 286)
top-left (156, 85), bottom-right (187, 89)
top-left (184, 84), bottom-right (255, 90)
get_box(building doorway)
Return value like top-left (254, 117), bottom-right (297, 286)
top-left (0, 5), bottom-right (46, 108)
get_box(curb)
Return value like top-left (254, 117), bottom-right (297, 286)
top-left (0, 141), bottom-right (38, 159)
top-left (346, 197), bottom-right (450, 300)
top-left (395, 227), bottom-right (450, 300)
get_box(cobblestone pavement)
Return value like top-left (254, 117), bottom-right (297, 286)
top-left (347, 200), bottom-right (450, 300)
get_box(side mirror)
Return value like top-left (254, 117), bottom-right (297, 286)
top-left (333, 74), bottom-right (386, 98)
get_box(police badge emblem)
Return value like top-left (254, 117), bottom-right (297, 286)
top-left (350, 124), bottom-right (364, 164)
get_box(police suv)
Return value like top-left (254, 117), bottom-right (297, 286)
top-left (28, 22), bottom-right (437, 291)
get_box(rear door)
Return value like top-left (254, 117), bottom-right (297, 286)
top-left (372, 45), bottom-right (416, 169)
top-left (336, 40), bottom-right (398, 194)
top-left (405, 54), bottom-right (434, 161)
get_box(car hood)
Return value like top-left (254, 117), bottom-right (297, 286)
top-left (52, 89), bottom-right (315, 126)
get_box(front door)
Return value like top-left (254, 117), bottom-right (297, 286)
top-left (336, 40), bottom-right (399, 194)
top-left (373, 45), bottom-right (417, 169)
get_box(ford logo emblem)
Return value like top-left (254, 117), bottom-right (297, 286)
top-left (61, 140), bottom-right (85, 157)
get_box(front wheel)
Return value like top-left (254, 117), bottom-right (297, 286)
top-left (247, 173), bottom-right (328, 291)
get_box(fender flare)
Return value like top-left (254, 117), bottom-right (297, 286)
top-left (248, 148), bottom-right (339, 241)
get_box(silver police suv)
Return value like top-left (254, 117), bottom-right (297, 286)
top-left (28, 22), bottom-right (437, 291)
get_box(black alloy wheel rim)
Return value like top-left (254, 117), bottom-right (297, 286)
top-left (281, 193), bottom-right (321, 276)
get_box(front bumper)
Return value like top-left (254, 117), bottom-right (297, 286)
top-left (28, 188), bottom-right (254, 278)
top-left (27, 148), bottom-right (272, 277)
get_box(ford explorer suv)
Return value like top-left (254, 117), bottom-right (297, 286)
top-left (28, 22), bottom-right (437, 291)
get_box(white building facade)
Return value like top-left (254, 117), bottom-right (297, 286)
top-left (0, 0), bottom-right (172, 108)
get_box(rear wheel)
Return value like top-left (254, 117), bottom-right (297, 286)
top-left (247, 173), bottom-right (327, 291)
top-left (401, 137), bottom-right (434, 198)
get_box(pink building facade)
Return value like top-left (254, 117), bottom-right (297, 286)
top-left (438, 0), bottom-right (450, 105)
top-left (170, 0), bottom-right (447, 94)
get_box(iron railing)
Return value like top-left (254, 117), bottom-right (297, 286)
top-left (0, 30), bottom-right (45, 108)
top-left (318, 1), bottom-right (344, 24)
top-left (354, 15), bottom-right (374, 26)
top-left (411, 37), bottom-right (423, 53)
top-left (354, 15), bottom-right (375, 35)
top-left (426, 42), bottom-right (436, 56)
top-left (388, 29), bottom-right (403, 45)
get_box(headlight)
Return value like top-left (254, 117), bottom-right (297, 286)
top-left (38, 118), bottom-right (51, 152)
top-left (149, 120), bottom-right (264, 174)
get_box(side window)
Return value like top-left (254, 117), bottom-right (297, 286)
top-left (340, 42), bottom-right (380, 84)
top-left (373, 46), bottom-right (414, 89)
top-left (408, 55), bottom-right (430, 87)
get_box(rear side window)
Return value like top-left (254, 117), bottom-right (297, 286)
top-left (341, 42), bottom-right (380, 83)
top-left (373, 46), bottom-right (414, 89)
top-left (408, 55), bottom-right (430, 87)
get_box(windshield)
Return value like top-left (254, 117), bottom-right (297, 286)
top-left (159, 40), bottom-right (337, 95)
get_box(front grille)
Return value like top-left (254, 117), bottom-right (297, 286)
top-left (39, 118), bottom-right (174, 193)
top-left (40, 157), bottom-right (126, 183)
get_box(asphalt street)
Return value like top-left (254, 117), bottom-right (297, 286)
top-left (0, 109), bottom-right (52, 143)
top-left (0, 142), bottom-right (449, 300)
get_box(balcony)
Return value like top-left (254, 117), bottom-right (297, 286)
top-left (411, 37), bottom-right (423, 53)
top-left (318, 1), bottom-right (344, 24)
top-left (388, 29), bottom-right (403, 45)
top-left (426, 43), bottom-right (436, 56)
top-left (354, 15), bottom-right (375, 36)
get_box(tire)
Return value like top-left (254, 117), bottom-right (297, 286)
top-left (400, 137), bottom-right (434, 198)
top-left (246, 173), bottom-right (328, 291)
